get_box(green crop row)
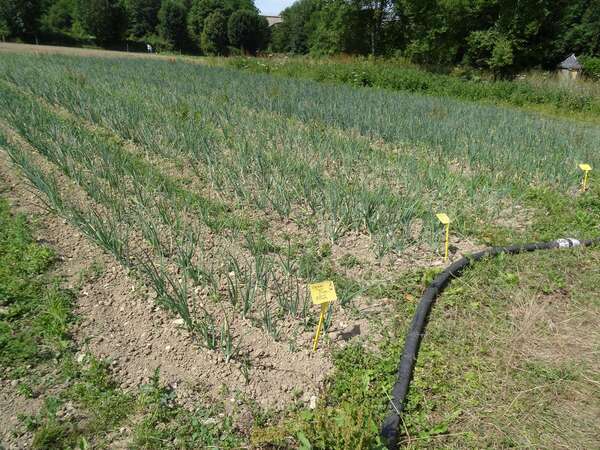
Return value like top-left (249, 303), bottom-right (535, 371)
top-left (227, 56), bottom-right (600, 120)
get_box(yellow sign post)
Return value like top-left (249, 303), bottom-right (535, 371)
top-left (309, 281), bottom-right (337, 352)
top-left (436, 213), bottom-right (451, 262)
top-left (579, 164), bottom-right (592, 192)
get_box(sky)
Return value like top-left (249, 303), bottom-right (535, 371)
top-left (255, 0), bottom-right (296, 15)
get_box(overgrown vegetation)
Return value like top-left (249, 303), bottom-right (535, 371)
top-left (2, 0), bottom-right (599, 76)
top-left (228, 56), bottom-right (600, 120)
top-left (272, 0), bottom-right (600, 75)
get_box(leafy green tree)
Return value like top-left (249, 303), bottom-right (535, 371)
top-left (200, 10), bottom-right (227, 55)
top-left (489, 36), bottom-right (514, 77)
top-left (272, 0), bottom-right (319, 53)
top-left (187, 0), bottom-right (255, 47)
top-left (0, 0), bottom-right (43, 40)
top-left (76, 0), bottom-right (128, 46)
top-left (311, 0), bottom-right (376, 55)
top-left (559, 0), bottom-right (600, 58)
top-left (41, 0), bottom-right (76, 33)
top-left (124, 0), bottom-right (161, 38)
top-left (227, 8), bottom-right (267, 54)
top-left (187, 0), bottom-right (220, 46)
top-left (0, 17), bottom-right (9, 41)
top-left (158, 0), bottom-right (187, 49)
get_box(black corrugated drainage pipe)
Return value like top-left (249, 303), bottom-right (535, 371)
top-left (381, 237), bottom-right (600, 449)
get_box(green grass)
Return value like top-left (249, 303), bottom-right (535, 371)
top-left (249, 179), bottom-right (600, 448)
top-left (0, 197), bottom-right (66, 369)
top-left (251, 247), bottom-right (600, 449)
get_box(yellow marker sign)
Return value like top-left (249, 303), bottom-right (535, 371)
top-left (310, 280), bottom-right (337, 305)
top-left (436, 213), bottom-right (451, 262)
top-left (436, 213), bottom-right (450, 225)
top-left (579, 164), bottom-right (592, 192)
top-left (309, 281), bottom-right (337, 351)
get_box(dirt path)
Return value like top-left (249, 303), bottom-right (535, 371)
top-left (0, 42), bottom-right (203, 63)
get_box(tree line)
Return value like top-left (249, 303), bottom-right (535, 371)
top-left (0, 0), bottom-right (270, 54)
top-left (1, 0), bottom-right (599, 74)
top-left (271, 0), bottom-right (600, 74)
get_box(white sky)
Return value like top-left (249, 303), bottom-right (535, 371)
top-left (255, 0), bottom-right (296, 15)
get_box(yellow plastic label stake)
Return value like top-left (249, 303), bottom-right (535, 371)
top-left (436, 213), bottom-right (451, 262)
top-left (309, 281), bottom-right (337, 351)
top-left (579, 163), bottom-right (592, 192)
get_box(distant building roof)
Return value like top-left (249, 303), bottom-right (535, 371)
top-left (262, 15), bottom-right (283, 27)
top-left (558, 54), bottom-right (582, 70)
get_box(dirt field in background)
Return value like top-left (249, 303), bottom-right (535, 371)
top-left (0, 42), bottom-right (203, 63)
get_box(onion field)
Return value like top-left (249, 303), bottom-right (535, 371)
top-left (0, 52), bottom-right (599, 447)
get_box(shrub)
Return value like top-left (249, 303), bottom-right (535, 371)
top-left (581, 56), bottom-right (600, 81)
top-left (200, 10), bottom-right (227, 55)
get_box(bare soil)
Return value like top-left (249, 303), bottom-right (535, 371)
top-left (0, 42), bottom-right (201, 63)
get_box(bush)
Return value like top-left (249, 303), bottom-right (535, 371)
top-left (158, 0), bottom-right (187, 50)
top-left (201, 10), bottom-right (227, 55)
top-left (581, 56), bottom-right (600, 81)
top-left (227, 56), bottom-right (600, 118)
top-left (227, 9), bottom-right (267, 55)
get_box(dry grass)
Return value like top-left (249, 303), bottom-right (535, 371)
top-left (403, 248), bottom-right (600, 448)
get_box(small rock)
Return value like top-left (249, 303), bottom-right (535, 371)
top-left (309, 395), bottom-right (317, 410)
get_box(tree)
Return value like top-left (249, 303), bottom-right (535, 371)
top-left (0, 0), bottom-right (43, 40)
top-left (271, 0), bottom-right (319, 53)
top-left (76, 0), bottom-right (128, 46)
top-left (187, 0), bottom-right (255, 47)
top-left (227, 9), bottom-right (260, 54)
top-left (559, 0), bottom-right (600, 58)
top-left (187, 0), bottom-right (220, 46)
top-left (124, 0), bottom-right (161, 39)
top-left (42, 0), bottom-right (76, 33)
top-left (158, 0), bottom-right (187, 50)
top-left (0, 17), bottom-right (9, 41)
top-left (200, 10), bottom-right (227, 55)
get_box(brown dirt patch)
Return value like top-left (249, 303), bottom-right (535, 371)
top-left (0, 42), bottom-right (204, 64)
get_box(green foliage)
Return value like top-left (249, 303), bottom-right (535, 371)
top-left (230, 56), bottom-right (600, 119)
top-left (0, 0), bottom-right (43, 39)
top-left (76, 0), bottom-right (128, 46)
top-left (0, 17), bottom-right (8, 41)
top-left (158, 0), bottom-right (187, 50)
top-left (273, 0), bottom-right (599, 71)
top-left (124, 0), bottom-right (161, 39)
top-left (187, 0), bottom-right (218, 46)
top-left (187, 0), bottom-right (256, 50)
top-left (41, 0), bottom-right (76, 33)
top-left (0, 198), bottom-right (70, 367)
top-left (201, 10), bottom-right (228, 56)
top-left (227, 9), bottom-right (268, 55)
top-left (581, 56), bottom-right (600, 80)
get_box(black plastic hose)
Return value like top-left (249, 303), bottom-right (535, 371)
top-left (381, 237), bottom-right (600, 449)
